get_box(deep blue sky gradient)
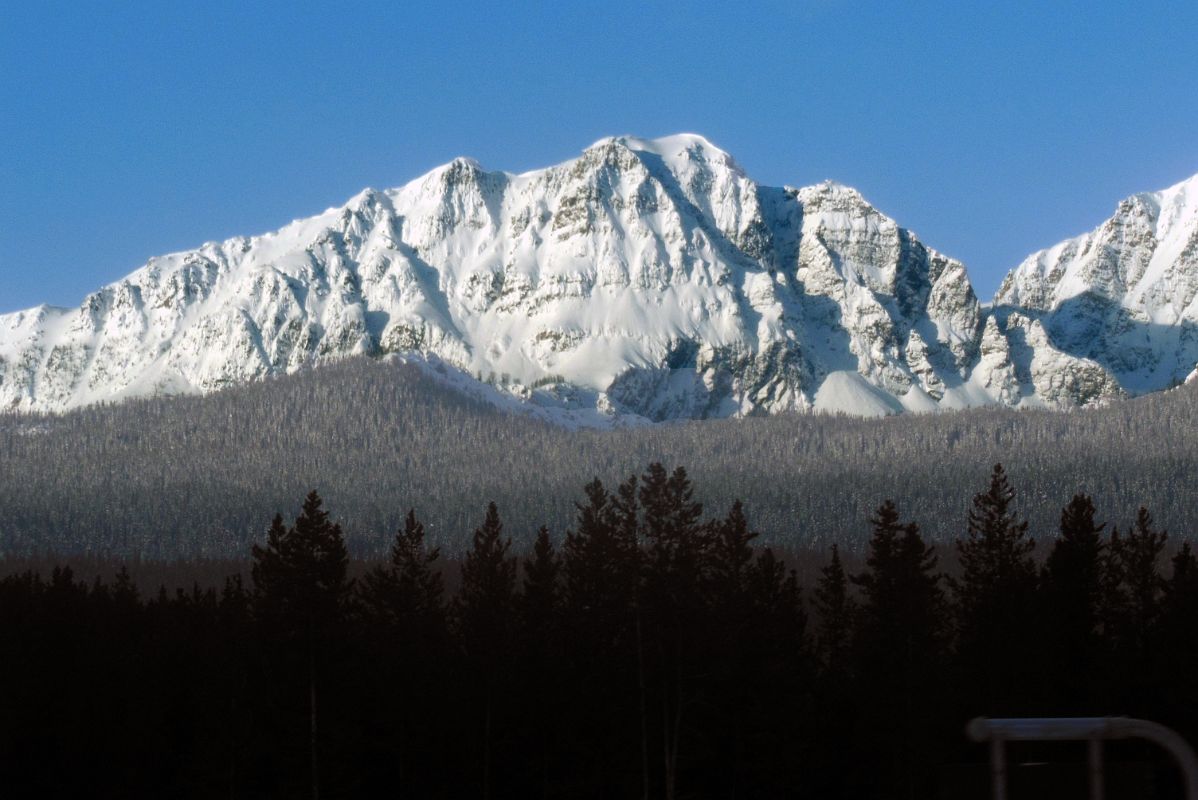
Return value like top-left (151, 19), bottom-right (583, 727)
top-left (2, 1), bottom-right (1196, 312)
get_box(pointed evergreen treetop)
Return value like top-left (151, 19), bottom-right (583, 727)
top-left (1109, 507), bottom-right (1168, 640)
top-left (1042, 493), bottom-right (1105, 639)
top-left (710, 499), bottom-right (758, 594)
top-left (955, 464), bottom-right (1036, 601)
top-left (814, 544), bottom-right (856, 674)
top-left (1047, 494), bottom-right (1105, 574)
top-left (639, 463), bottom-right (705, 577)
top-left (456, 501), bottom-right (518, 648)
top-left (520, 526), bottom-right (561, 641)
top-left (250, 492), bottom-right (351, 628)
top-left (523, 526), bottom-right (560, 605)
top-left (854, 501), bottom-right (943, 654)
top-left (360, 507), bottom-right (444, 625)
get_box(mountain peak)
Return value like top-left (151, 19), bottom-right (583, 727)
top-left (582, 133), bottom-right (745, 179)
top-left (994, 169), bottom-right (1198, 392)
top-left (1, 135), bottom-right (1192, 420)
top-left (587, 132), bottom-right (724, 154)
top-left (798, 179), bottom-right (864, 199)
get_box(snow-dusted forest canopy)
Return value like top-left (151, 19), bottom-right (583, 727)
top-left (1, 357), bottom-right (1195, 560)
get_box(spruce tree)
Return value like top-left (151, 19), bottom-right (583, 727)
top-left (809, 544), bottom-right (859, 799)
top-left (853, 501), bottom-right (945, 799)
top-left (746, 548), bottom-right (806, 637)
top-left (1165, 542), bottom-right (1198, 614)
top-left (562, 479), bottom-right (627, 627)
top-left (456, 502), bottom-right (517, 644)
top-left (249, 492), bottom-right (351, 800)
top-left (1106, 507), bottom-right (1167, 659)
top-left (1040, 493), bottom-right (1105, 710)
top-left (520, 526), bottom-right (560, 634)
top-left (455, 501), bottom-right (517, 800)
top-left (813, 544), bottom-right (856, 677)
top-left (741, 547), bottom-right (812, 796)
top-left (639, 463), bottom-right (706, 580)
top-left (1043, 494), bottom-right (1105, 631)
top-left (952, 464), bottom-right (1038, 714)
top-left (706, 501), bottom-right (762, 798)
top-left (611, 472), bottom-right (650, 800)
top-left (559, 476), bottom-right (643, 798)
top-left (854, 503), bottom-right (944, 661)
top-left (518, 526), bottom-right (561, 660)
top-left (637, 463), bottom-right (710, 800)
top-left (516, 526), bottom-right (561, 797)
top-left (356, 508), bottom-right (446, 792)
top-left (1160, 543), bottom-right (1198, 734)
top-left (710, 500), bottom-right (757, 601)
top-left (360, 508), bottom-right (444, 629)
top-left (251, 497), bottom-right (351, 632)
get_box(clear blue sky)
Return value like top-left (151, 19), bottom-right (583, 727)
top-left (2, 1), bottom-right (1196, 313)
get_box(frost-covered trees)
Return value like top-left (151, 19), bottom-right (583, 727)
top-left (4, 356), bottom-right (1198, 560)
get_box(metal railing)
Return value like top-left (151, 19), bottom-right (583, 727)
top-left (966, 716), bottom-right (1198, 800)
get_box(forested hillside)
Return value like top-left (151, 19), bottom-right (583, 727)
top-left (1, 357), bottom-right (1197, 559)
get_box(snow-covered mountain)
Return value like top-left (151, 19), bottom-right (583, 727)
top-left (995, 173), bottom-right (1198, 395)
top-left (1, 134), bottom-right (1193, 421)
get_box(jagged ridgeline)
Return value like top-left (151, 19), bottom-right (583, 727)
top-left (4, 133), bottom-right (1197, 421)
top-left (1, 357), bottom-right (1196, 559)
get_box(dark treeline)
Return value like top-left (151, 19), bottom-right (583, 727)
top-left (3, 463), bottom-right (1197, 799)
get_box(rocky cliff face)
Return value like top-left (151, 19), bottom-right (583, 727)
top-left (1, 134), bottom-right (1193, 421)
top-left (995, 173), bottom-right (1198, 394)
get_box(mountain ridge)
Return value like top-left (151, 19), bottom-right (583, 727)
top-left (2, 134), bottom-right (1195, 421)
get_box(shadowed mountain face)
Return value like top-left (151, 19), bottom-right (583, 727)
top-left (1, 134), bottom-right (1194, 421)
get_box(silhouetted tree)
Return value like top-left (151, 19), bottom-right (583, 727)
top-left (1105, 508), bottom-right (1167, 668)
top-left (360, 508), bottom-right (444, 630)
top-left (516, 526), bottom-right (562, 797)
top-left (250, 492), bottom-right (351, 800)
top-left (952, 464), bottom-right (1038, 714)
top-left (743, 546), bottom-right (812, 795)
top-left (455, 501), bottom-right (517, 800)
top-left (705, 500), bottom-right (760, 797)
top-left (357, 508), bottom-right (446, 793)
top-left (638, 463), bottom-right (712, 800)
top-left (520, 526), bottom-right (560, 635)
top-left (709, 499), bottom-right (756, 596)
top-left (1040, 493), bottom-right (1105, 710)
top-left (563, 479), bottom-right (633, 635)
top-left (559, 476), bottom-right (643, 798)
top-left (853, 500), bottom-right (946, 799)
top-left (813, 543), bottom-right (856, 676)
top-left (1160, 543), bottom-right (1198, 739)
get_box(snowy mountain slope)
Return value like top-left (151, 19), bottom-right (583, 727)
top-left (995, 173), bottom-right (1198, 392)
top-left (0, 134), bottom-right (1187, 420)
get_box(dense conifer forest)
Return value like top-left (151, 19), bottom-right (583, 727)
top-left (2, 358), bottom-right (1198, 559)
top-left (2, 463), bottom-right (1196, 798)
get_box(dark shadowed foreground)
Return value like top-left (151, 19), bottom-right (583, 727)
top-left (1, 464), bottom-right (1195, 798)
